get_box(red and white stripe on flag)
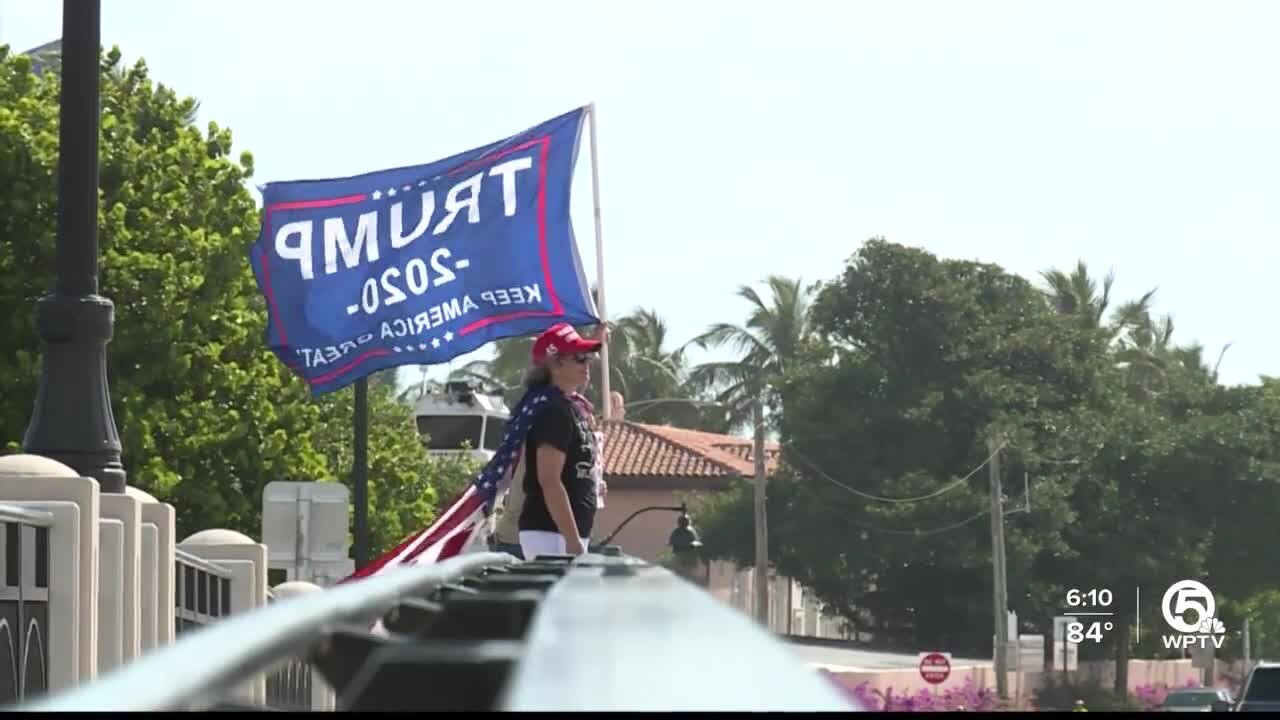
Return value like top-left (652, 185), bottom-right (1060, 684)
top-left (342, 485), bottom-right (489, 582)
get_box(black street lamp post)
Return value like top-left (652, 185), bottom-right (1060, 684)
top-left (593, 502), bottom-right (708, 582)
top-left (22, 0), bottom-right (127, 493)
top-left (595, 502), bottom-right (698, 548)
top-left (666, 510), bottom-right (702, 556)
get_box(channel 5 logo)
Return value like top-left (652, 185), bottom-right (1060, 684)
top-left (1161, 580), bottom-right (1226, 650)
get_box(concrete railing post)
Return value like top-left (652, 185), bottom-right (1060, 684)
top-left (125, 487), bottom-right (175, 652)
top-left (98, 493), bottom-right (141, 664)
top-left (177, 529), bottom-right (269, 704)
top-left (270, 581), bottom-right (337, 711)
top-left (177, 529), bottom-right (268, 610)
top-left (0, 454), bottom-right (101, 687)
top-left (97, 518), bottom-right (124, 673)
top-left (0, 500), bottom-right (81, 694)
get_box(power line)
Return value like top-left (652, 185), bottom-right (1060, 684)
top-left (846, 508), bottom-right (991, 536)
top-left (617, 395), bottom-right (1030, 533)
top-left (808, 496), bottom-right (1031, 537)
top-left (781, 438), bottom-right (1009, 505)
top-left (780, 453), bottom-right (1034, 537)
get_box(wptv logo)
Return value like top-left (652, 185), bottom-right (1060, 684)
top-left (1160, 580), bottom-right (1227, 650)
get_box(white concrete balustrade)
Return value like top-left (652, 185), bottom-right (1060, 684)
top-left (0, 453), bottom-right (329, 709)
top-left (97, 518), bottom-right (124, 674)
top-left (128, 487), bottom-right (175, 653)
top-left (0, 454), bottom-right (99, 690)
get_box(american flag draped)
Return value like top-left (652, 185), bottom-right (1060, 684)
top-left (342, 384), bottom-right (565, 582)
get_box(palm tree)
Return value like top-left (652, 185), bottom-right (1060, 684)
top-left (603, 309), bottom-right (732, 428)
top-left (441, 308), bottom-right (723, 428)
top-left (1039, 261), bottom-right (1156, 341)
top-left (608, 309), bottom-right (687, 406)
top-left (448, 287), bottom-right (605, 404)
top-left (686, 275), bottom-right (816, 431)
top-left (1115, 312), bottom-right (1231, 394)
top-left (449, 335), bottom-right (535, 406)
top-left (1041, 262), bottom-right (1231, 397)
top-left (447, 310), bottom-right (695, 418)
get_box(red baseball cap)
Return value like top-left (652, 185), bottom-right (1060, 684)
top-left (531, 322), bottom-right (602, 364)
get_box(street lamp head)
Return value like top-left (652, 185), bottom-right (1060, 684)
top-left (668, 507), bottom-right (703, 557)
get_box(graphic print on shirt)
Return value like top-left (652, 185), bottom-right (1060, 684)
top-left (518, 394), bottom-right (601, 538)
top-left (573, 411), bottom-right (598, 482)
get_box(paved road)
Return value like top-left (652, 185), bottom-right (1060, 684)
top-left (786, 642), bottom-right (989, 671)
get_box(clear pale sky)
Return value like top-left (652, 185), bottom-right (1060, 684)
top-left (3, 1), bottom-right (1278, 388)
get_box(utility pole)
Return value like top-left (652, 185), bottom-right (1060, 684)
top-left (1244, 618), bottom-right (1252, 670)
top-left (753, 399), bottom-right (769, 627)
top-left (988, 432), bottom-right (1010, 699)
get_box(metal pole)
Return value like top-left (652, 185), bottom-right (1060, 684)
top-left (1244, 618), bottom-right (1252, 670)
top-left (598, 505), bottom-right (685, 547)
top-left (353, 378), bottom-right (369, 567)
top-left (753, 399), bottom-right (769, 626)
top-left (1062, 623), bottom-right (1068, 682)
top-left (585, 103), bottom-right (612, 420)
top-left (23, 0), bottom-right (128, 493)
top-left (988, 433), bottom-right (1009, 698)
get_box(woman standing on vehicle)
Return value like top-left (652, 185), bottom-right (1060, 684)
top-left (515, 322), bottom-right (606, 558)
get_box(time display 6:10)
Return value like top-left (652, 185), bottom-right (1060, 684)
top-left (1066, 588), bottom-right (1113, 607)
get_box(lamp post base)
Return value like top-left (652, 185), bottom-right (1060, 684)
top-left (23, 293), bottom-right (126, 493)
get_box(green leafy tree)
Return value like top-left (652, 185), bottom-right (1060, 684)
top-left (699, 240), bottom-right (1108, 653)
top-left (311, 379), bottom-right (481, 555)
top-left (1183, 379), bottom-right (1280, 642)
top-left (1225, 590), bottom-right (1280, 665)
top-left (700, 241), bottom-right (1280, 683)
top-left (0, 46), bottom-right (475, 551)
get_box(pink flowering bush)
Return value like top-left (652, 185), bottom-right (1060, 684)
top-left (1133, 678), bottom-right (1204, 711)
top-left (937, 677), bottom-right (999, 711)
top-left (819, 671), bottom-right (997, 712)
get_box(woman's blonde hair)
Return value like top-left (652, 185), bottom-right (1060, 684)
top-left (523, 363), bottom-right (551, 389)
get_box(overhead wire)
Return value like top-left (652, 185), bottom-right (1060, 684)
top-left (780, 438), bottom-right (1009, 504)
top-left (772, 438), bottom-right (1038, 536)
top-left (631, 398), bottom-right (1026, 535)
top-left (844, 508), bottom-right (993, 537)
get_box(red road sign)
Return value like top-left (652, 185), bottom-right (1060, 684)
top-left (919, 652), bottom-right (951, 684)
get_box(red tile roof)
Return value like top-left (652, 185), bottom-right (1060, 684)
top-left (602, 420), bottom-right (781, 481)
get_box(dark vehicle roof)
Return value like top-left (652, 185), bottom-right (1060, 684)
top-left (1241, 663), bottom-right (1280, 708)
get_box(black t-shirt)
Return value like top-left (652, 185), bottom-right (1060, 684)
top-left (518, 394), bottom-right (598, 539)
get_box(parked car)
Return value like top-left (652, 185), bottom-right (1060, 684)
top-left (1235, 661), bottom-right (1280, 712)
top-left (1159, 687), bottom-right (1232, 712)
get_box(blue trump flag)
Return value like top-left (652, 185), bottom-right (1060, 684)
top-left (248, 107), bottom-right (599, 395)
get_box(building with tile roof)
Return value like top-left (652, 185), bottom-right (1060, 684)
top-left (592, 416), bottom-right (845, 641)
top-left (602, 420), bottom-right (782, 490)
top-left (594, 418), bottom-right (780, 560)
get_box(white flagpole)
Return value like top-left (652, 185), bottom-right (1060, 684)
top-left (586, 102), bottom-right (613, 421)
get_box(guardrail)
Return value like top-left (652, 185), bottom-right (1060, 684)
top-left (264, 653), bottom-right (314, 711)
top-left (497, 552), bottom-right (856, 711)
top-left (262, 587), bottom-right (321, 711)
top-left (12, 549), bottom-right (858, 712)
top-left (0, 504), bottom-right (53, 705)
top-left (174, 549), bottom-right (232, 634)
top-left (16, 552), bottom-right (516, 711)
